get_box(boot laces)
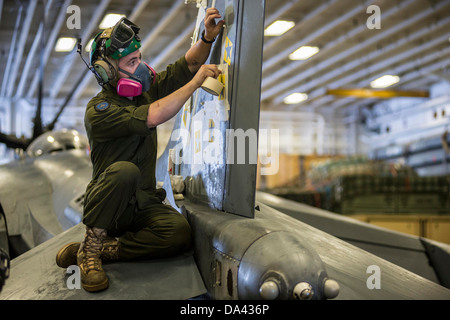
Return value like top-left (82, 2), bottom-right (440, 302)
top-left (81, 228), bottom-right (106, 272)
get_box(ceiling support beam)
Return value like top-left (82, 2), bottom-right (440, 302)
top-left (140, 0), bottom-right (185, 54)
top-left (0, 6), bottom-right (23, 98)
top-left (26, 0), bottom-right (73, 100)
top-left (301, 45), bottom-right (450, 113)
top-left (5, 0), bottom-right (37, 98)
top-left (49, 0), bottom-right (111, 99)
top-left (129, 0), bottom-right (152, 21)
top-left (263, 0), bottom-right (429, 103)
top-left (310, 54), bottom-right (450, 116)
top-left (263, 0), bottom-right (336, 54)
top-left (268, 3), bottom-right (450, 107)
top-left (328, 56), bottom-right (450, 114)
top-left (262, 0), bottom-right (374, 73)
top-left (261, 0), bottom-right (417, 93)
top-left (15, 0), bottom-right (55, 98)
top-left (15, 24), bottom-right (42, 98)
top-left (311, 38), bottom-right (450, 111)
top-left (151, 21), bottom-right (195, 70)
top-left (264, 0), bottom-right (299, 28)
top-left (0, 0), bottom-right (3, 25)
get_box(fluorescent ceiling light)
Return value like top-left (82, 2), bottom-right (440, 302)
top-left (289, 46), bottom-right (319, 60)
top-left (99, 13), bottom-right (126, 29)
top-left (264, 20), bottom-right (295, 36)
top-left (370, 75), bottom-right (400, 88)
top-left (283, 92), bottom-right (308, 104)
top-left (54, 37), bottom-right (77, 52)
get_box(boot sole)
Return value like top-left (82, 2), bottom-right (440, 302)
top-left (82, 278), bottom-right (109, 292)
top-left (55, 242), bottom-right (80, 268)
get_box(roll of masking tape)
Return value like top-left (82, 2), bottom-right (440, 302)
top-left (201, 77), bottom-right (224, 96)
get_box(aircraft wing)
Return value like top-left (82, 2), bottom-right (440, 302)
top-left (0, 149), bottom-right (93, 255)
top-left (0, 223), bottom-right (206, 300)
top-left (256, 191), bottom-right (450, 289)
top-left (249, 200), bottom-right (450, 299)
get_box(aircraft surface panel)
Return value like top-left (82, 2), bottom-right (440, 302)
top-left (0, 223), bottom-right (206, 300)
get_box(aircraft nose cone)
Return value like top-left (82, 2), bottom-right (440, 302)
top-left (238, 231), bottom-right (330, 299)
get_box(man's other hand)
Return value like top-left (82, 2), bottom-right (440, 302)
top-left (204, 8), bottom-right (225, 41)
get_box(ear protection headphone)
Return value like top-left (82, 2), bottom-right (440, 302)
top-left (77, 31), bottom-right (120, 87)
top-left (89, 30), bottom-right (120, 87)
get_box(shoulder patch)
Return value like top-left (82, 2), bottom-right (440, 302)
top-left (94, 101), bottom-right (110, 112)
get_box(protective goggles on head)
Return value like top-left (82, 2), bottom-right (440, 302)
top-left (106, 17), bottom-right (141, 58)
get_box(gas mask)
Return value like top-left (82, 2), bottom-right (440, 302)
top-left (117, 62), bottom-right (156, 97)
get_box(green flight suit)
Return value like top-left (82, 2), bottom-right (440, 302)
top-left (83, 56), bottom-right (194, 261)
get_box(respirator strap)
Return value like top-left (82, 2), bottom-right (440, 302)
top-left (118, 67), bottom-right (140, 82)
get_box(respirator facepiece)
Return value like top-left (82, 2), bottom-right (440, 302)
top-left (117, 62), bottom-right (156, 97)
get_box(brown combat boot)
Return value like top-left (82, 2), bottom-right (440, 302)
top-left (56, 237), bottom-right (120, 269)
top-left (77, 227), bottom-right (109, 292)
top-left (101, 238), bottom-right (120, 261)
top-left (56, 242), bottom-right (80, 268)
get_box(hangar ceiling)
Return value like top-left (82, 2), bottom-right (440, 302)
top-left (0, 0), bottom-right (449, 155)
